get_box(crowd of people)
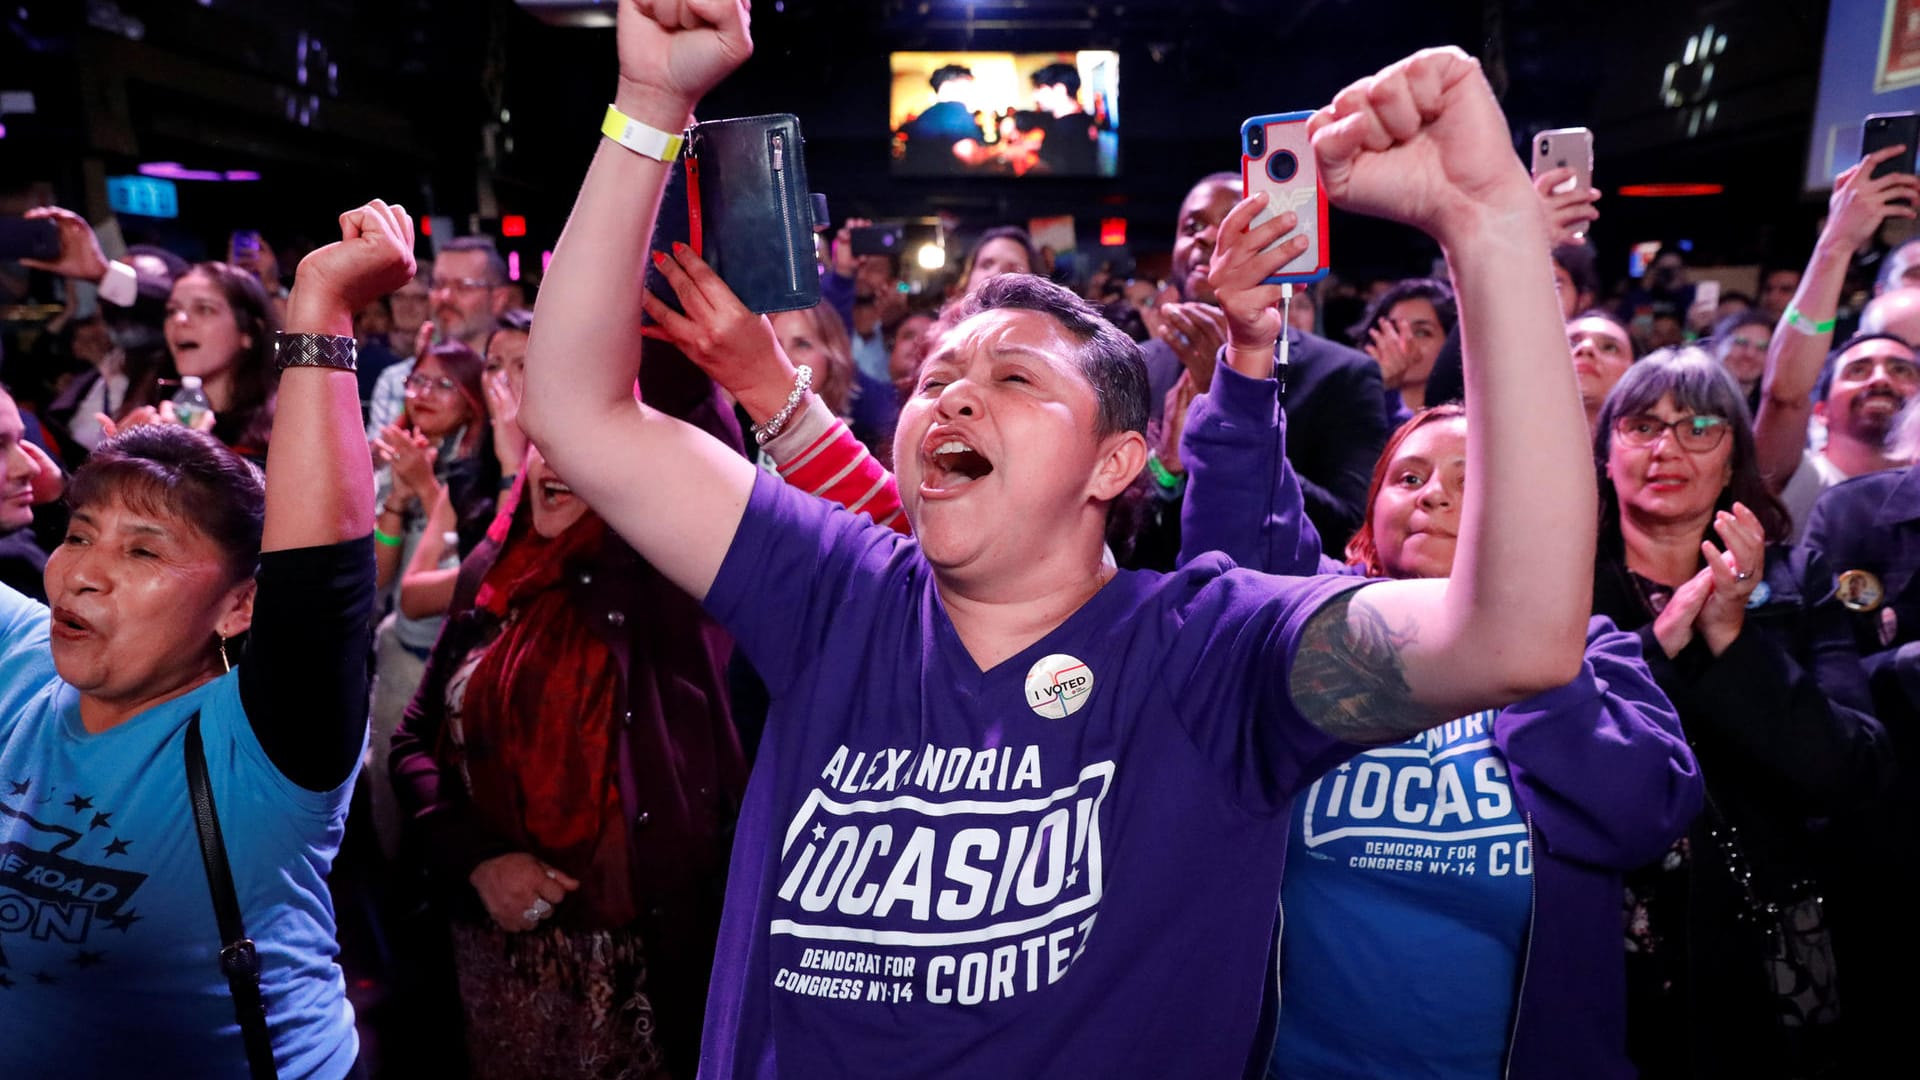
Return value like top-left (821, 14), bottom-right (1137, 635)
top-left (0, 2), bottom-right (1916, 1079)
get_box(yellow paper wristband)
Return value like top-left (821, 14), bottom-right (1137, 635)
top-left (601, 105), bottom-right (685, 163)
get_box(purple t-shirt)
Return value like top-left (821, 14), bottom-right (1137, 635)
top-left (700, 471), bottom-right (1367, 1077)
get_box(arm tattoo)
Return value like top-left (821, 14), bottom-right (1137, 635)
top-left (1289, 589), bottom-right (1447, 744)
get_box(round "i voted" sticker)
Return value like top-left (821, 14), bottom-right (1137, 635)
top-left (1025, 653), bottom-right (1094, 719)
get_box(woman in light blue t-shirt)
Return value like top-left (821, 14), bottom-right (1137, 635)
top-left (0, 201), bottom-right (415, 1079)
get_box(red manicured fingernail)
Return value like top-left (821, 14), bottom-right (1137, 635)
top-left (672, 241), bottom-right (689, 254)
top-left (652, 250), bottom-right (668, 267)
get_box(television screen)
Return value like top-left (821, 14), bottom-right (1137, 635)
top-left (890, 51), bottom-right (1119, 178)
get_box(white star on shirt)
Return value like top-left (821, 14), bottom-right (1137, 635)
top-left (811, 823), bottom-right (826, 841)
top-left (1066, 868), bottom-right (1079, 888)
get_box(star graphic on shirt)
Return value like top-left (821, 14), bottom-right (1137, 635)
top-left (104, 910), bottom-right (143, 933)
top-left (1335, 762), bottom-right (1352, 773)
top-left (32, 971), bottom-right (57, 986)
top-left (66, 793), bottom-right (93, 813)
top-left (1066, 868), bottom-right (1079, 888)
top-left (89, 811), bottom-right (112, 830)
top-left (69, 950), bottom-right (106, 969)
top-left (103, 837), bottom-right (131, 858)
top-left (6, 779), bottom-right (27, 796)
top-left (811, 823), bottom-right (826, 841)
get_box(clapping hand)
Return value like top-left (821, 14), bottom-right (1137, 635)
top-left (1364, 317), bottom-right (1418, 390)
top-left (1153, 302), bottom-right (1231, 390)
top-left (1695, 502), bottom-right (1766, 655)
top-left (373, 423), bottom-right (437, 502)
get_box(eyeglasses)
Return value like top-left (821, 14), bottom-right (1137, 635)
top-left (404, 373), bottom-right (460, 396)
top-left (1727, 335), bottom-right (1767, 351)
top-left (428, 276), bottom-right (496, 294)
top-left (1613, 413), bottom-right (1731, 452)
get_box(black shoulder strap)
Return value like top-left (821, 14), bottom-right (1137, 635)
top-left (184, 711), bottom-right (280, 1080)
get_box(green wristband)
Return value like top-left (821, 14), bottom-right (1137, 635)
top-left (1146, 451), bottom-right (1186, 495)
top-left (373, 527), bottom-right (404, 548)
top-left (1783, 305), bottom-right (1836, 335)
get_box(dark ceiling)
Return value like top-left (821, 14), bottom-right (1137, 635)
top-left (2, 0), bottom-right (1838, 282)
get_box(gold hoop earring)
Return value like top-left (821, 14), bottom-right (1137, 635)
top-left (217, 635), bottom-right (231, 674)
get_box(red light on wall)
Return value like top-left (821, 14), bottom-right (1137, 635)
top-left (420, 217), bottom-right (432, 235)
top-left (1100, 218), bottom-right (1127, 246)
top-left (1617, 183), bottom-right (1724, 197)
top-left (501, 214), bottom-right (527, 238)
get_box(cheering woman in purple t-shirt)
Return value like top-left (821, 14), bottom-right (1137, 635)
top-left (519, 1), bottom-right (1601, 1074)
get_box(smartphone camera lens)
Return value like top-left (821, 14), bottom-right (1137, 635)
top-left (1267, 150), bottom-right (1298, 183)
top-left (1246, 127), bottom-right (1265, 157)
top-left (1540, 138), bottom-right (1551, 154)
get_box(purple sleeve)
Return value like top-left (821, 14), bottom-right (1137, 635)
top-left (819, 267), bottom-right (857, 333)
top-left (1177, 358), bottom-right (1338, 576)
top-left (1160, 561), bottom-right (1372, 811)
top-left (705, 468), bottom-right (917, 696)
top-left (1494, 616), bottom-right (1702, 869)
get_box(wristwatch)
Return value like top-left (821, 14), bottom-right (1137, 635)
top-left (273, 332), bottom-right (357, 372)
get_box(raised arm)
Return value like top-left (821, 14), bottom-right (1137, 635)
top-left (1754, 146), bottom-right (1920, 487)
top-left (517, 0), bottom-right (758, 602)
top-left (1288, 48), bottom-right (1596, 739)
top-left (270, 200), bottom-right (413, 549)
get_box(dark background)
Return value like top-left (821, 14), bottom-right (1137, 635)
top-left (0, 0), bottom-right (1842, 291)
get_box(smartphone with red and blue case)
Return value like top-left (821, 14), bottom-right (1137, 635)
top-left (1240, 111), bottom-right (1329, 286)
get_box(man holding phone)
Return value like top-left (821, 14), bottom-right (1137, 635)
top-left (1144, 171), bottom-right (1386, 547)
top-left (1755, 141), bottom-right (1920, 535)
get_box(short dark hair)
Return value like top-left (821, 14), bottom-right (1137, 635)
top-left (1030, 62), bottom-right (1080, 98)
top-left (947, 274), bottom-right (1148, 437)
top-left (1816, 332), bottom-right (1915, 401)
top-left (494, 307), bottom-right (535, 336)
top-left (1570, 308), bottom-right (1640, 359)
top-left (439, 236), bottom-right (508, 285)
top-left (930, 64), bottom-right (974, 92)
top-left (1594, 346), bottom-right (1791, 542)
top-left (1710, 309), bottom-right (1773, 344)
top-left (962, 226), bottom-right (1041, 289)
top-left (1551, 243), bottom-right (1600, 302)
top-left (67, 425), bottom-right (265, 583)
top-left (1348, 277), bottom-right (1457, 343)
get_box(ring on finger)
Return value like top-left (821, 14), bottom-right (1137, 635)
top-left (1735, 570), bottom-right (1753, 582)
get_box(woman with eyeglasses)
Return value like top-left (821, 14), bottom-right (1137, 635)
top-left (367, 340), bottom-right (491, 855)
top-left (1588, 347), bottom-right (1887, 1079)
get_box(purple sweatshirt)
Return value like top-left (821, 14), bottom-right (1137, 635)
top-left (1179, 361), bottom-right (1702, 1079)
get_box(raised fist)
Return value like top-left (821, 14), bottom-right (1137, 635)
top-left (1309, 47), bottom-right (1539, 250)
top-left (617, 0), bottom-right (754, 111)
top-left (292, 201), bottom-right (417, 324)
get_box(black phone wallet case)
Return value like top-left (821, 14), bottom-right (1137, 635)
top-left (682, 113), bottom-right (827, 315)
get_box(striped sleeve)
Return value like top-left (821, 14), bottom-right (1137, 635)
top-left (762, 395), bottom-right (908, 533)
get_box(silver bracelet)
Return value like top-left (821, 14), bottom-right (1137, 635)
top-left (752, 364), bottom-right (814, 446)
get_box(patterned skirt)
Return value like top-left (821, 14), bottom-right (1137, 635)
top-left (450, 919), bottom-right (670, 1080)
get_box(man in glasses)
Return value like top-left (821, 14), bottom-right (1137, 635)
top-left (368, 238), bottom-right (511, 438)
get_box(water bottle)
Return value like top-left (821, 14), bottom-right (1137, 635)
top-left (171, 376), bottom-right (211, 430)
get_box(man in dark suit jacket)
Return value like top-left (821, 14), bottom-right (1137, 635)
top-left (1798, 467), bottom-right (1920, 1073)
top-left (1142, 172), bottom-right (1387, 549)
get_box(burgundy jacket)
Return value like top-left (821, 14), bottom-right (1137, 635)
top-left (389, 354), bottom-right (748, 1075)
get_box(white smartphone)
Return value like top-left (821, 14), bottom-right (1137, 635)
top-left (1239, 111), bottom-right (1329, 285)
top-left (1531, 127), bottom-right (1594, 195)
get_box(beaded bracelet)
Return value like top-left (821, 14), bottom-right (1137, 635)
top-left (752, 364), bottom-right (815, 446)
